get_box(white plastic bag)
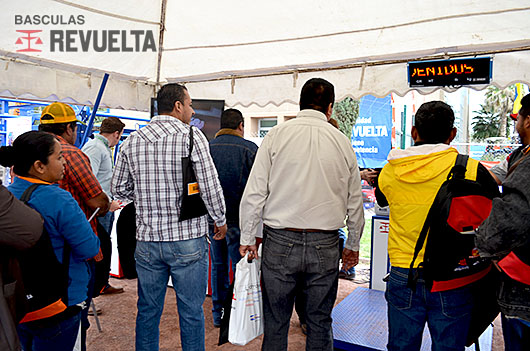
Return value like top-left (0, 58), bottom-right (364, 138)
top-left (228, 251), bottom-right (264, 345)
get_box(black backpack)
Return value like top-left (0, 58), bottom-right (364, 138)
top-left (408, 155), bottom-right (498, 292)
top-left (16, 184), bottom-right (71, 323)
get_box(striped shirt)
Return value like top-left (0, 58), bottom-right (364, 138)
top-left (111, 115), bottom-right (226, 242)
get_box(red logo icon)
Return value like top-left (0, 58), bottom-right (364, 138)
top-left (16, 30), bottom-right (43, 52)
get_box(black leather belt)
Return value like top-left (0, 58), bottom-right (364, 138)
top-left (284, 228), bottom-right (337, 234)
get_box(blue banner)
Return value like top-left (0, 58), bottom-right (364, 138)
top-left (352, 95), bottom-right (392, 168)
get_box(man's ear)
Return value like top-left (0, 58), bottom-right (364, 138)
top-left (411, 126), bottom-right (419, 142)
top-left (326, 103), bottom-right (333, 120)
top-left (447, 127), bottom-right (457, 143)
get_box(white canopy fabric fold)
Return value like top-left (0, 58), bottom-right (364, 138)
top-left (1, 0), bottom-right (529, 110)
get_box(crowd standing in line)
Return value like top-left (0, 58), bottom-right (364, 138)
top-left (0, 83), bottom-right (529, 351)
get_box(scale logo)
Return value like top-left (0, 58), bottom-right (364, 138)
top-left (14, 14), bottom-right (156, 53)
top-left (15, 30), bottom-right (43, 52)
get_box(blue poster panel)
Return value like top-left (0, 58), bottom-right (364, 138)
top-left (352, 95), bottom-right (392, 168)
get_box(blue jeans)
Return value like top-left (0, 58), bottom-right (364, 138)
top-left (501, 314), bottom-right (530, 351)
top-left (98, 211), bottom-right (115, 237)
top-left (81, 260), bottom-right (95, 351)
top-left (385, 266), bottom-right (473, 351)
top-left (261, 226), bottom-right (339, 351)
top-left (208, 224), bottom-right (242, 324)
top-left (17, 312), bottom-right (81, 351)
top-left (134, 238), bottom-right (208, 351)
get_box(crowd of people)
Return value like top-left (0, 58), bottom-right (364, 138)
top-left (0, 79), bottom-right (529, 351)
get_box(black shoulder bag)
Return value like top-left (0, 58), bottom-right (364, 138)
top-left (179, 127), bottom-right (208, 221)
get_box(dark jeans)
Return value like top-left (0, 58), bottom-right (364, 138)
top-left (17, 312), bottom-right (81, 351)
top-left (385, 266), bottom-right (473, 351)
top-left (208, 224), bottom-right (242, 324)
top-left (94, 221), bottom-right (112, 295)
top-left (81, 260), bottom-right (96, 351)
top-left (502, 315), bottom-right (530, 351)
top-left (261, 226), bottom-right (339, 351)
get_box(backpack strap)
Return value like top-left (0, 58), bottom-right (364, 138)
top-left (407, 154), bottom-right (468, 290)
top-left (20, 183), bottom-right (41, 203)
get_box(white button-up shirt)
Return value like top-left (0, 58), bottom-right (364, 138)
top-left (240, 109), bottom-right (365, 251)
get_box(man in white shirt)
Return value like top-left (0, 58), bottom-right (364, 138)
top-left (82, 116), bottom-right (125, 295)
top-left (239, 78), bottom-right (365, 351)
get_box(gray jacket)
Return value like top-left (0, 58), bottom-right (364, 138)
top-left (0, 185), bottom-right (43, 351)
top-left (476, 154), bottom-right (530, 321)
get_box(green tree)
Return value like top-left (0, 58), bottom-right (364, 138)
top-left (471, 104), bottom-right (500, 141)
top-left (331, 97), bottom-right (359, 139)
top-left (484, 85), bottom-right (515, 137)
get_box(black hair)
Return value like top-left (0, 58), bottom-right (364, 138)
top-left (414, 101), bottom-right (455, 144)
top-left (519, 93), bottom-right (530, 118)
top-left (38, 120), bottom-right (77, 136)
top-left (100, 116), bottom-right (125, 134)
top-left (156, 83), bottom-right (188, 115)
top-left (0, 131), bottom-right (57, 176)
top-left (220, 109), bottom-right (244, 129)
top-left (299, 78), bottom-right (335, 114)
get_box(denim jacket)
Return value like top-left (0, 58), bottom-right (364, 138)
top-left (209, 129), bottom-right (258, 225)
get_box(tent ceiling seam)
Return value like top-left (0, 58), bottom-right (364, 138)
top-left (173, 46), bottom-right (530, 84)
top-left (52, 0), bottom-right (159, 26)
top-left (163, 6), bottom-right (530, 52)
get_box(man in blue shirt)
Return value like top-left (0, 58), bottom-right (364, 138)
top-left (208, 108), bottom-right (258, 327)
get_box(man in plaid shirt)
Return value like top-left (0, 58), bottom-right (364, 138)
top-left (112, 83), bottom-right (227, 351)
top-left (39, 102), bottom-right (110, 351)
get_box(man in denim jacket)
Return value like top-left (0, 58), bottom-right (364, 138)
top-left (208, 108), bottom-right (258, 327)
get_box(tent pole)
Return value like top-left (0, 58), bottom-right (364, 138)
top-left (79, 73), bottom-right (109, 147)
top-left (155, 0), bottom-right (168, 89)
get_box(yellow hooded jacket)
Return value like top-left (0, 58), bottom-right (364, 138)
top-left (378, 144), bottom-right (479, 268)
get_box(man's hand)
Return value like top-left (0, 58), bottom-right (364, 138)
top-left (342, 249), bottom-right (359, 271)
top-left (360, 169), bottom-right (379, 185)
top-left (109, 200), bottom-right (121, 212)
top-left (212, 223), bottom-right (227, 240)
top-left (239, 244), bottom-right (258, 261)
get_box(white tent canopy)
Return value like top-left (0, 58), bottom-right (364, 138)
top-left (1, 0), bottom-right (530, 110)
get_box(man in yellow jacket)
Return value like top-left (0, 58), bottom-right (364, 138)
top-left (375, 101), bottom-right (498, 351)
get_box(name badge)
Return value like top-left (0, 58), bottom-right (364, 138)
top-left (188, 182), bottom-right (200, 195)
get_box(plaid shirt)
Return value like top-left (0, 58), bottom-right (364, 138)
top-left (111, 115), bottom-right (226, 242)
top-left (57, 135), bottom-right (104, 261)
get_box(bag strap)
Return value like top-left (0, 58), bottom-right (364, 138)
top-left (407, 154), bottom-right (468, 290)
top-left (188, 126), bottom-right (195, 158)
top-left (20, 183), bottom-right (41, 203)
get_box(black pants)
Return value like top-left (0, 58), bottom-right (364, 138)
top-left (93, 221), bottom-right (112, 296)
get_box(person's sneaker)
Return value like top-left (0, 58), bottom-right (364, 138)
top-left (339, 269), bottom-right (355, 281)
top-left (100, 284), bottom-right (124, 295)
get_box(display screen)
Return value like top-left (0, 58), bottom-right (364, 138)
top-left (150, 97), bottom-right (224, 140)
top-left (407, 57), bottom-right (492, 87)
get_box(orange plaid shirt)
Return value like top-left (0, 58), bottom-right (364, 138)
top-left (56, 135), bottom-right (104, 261)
